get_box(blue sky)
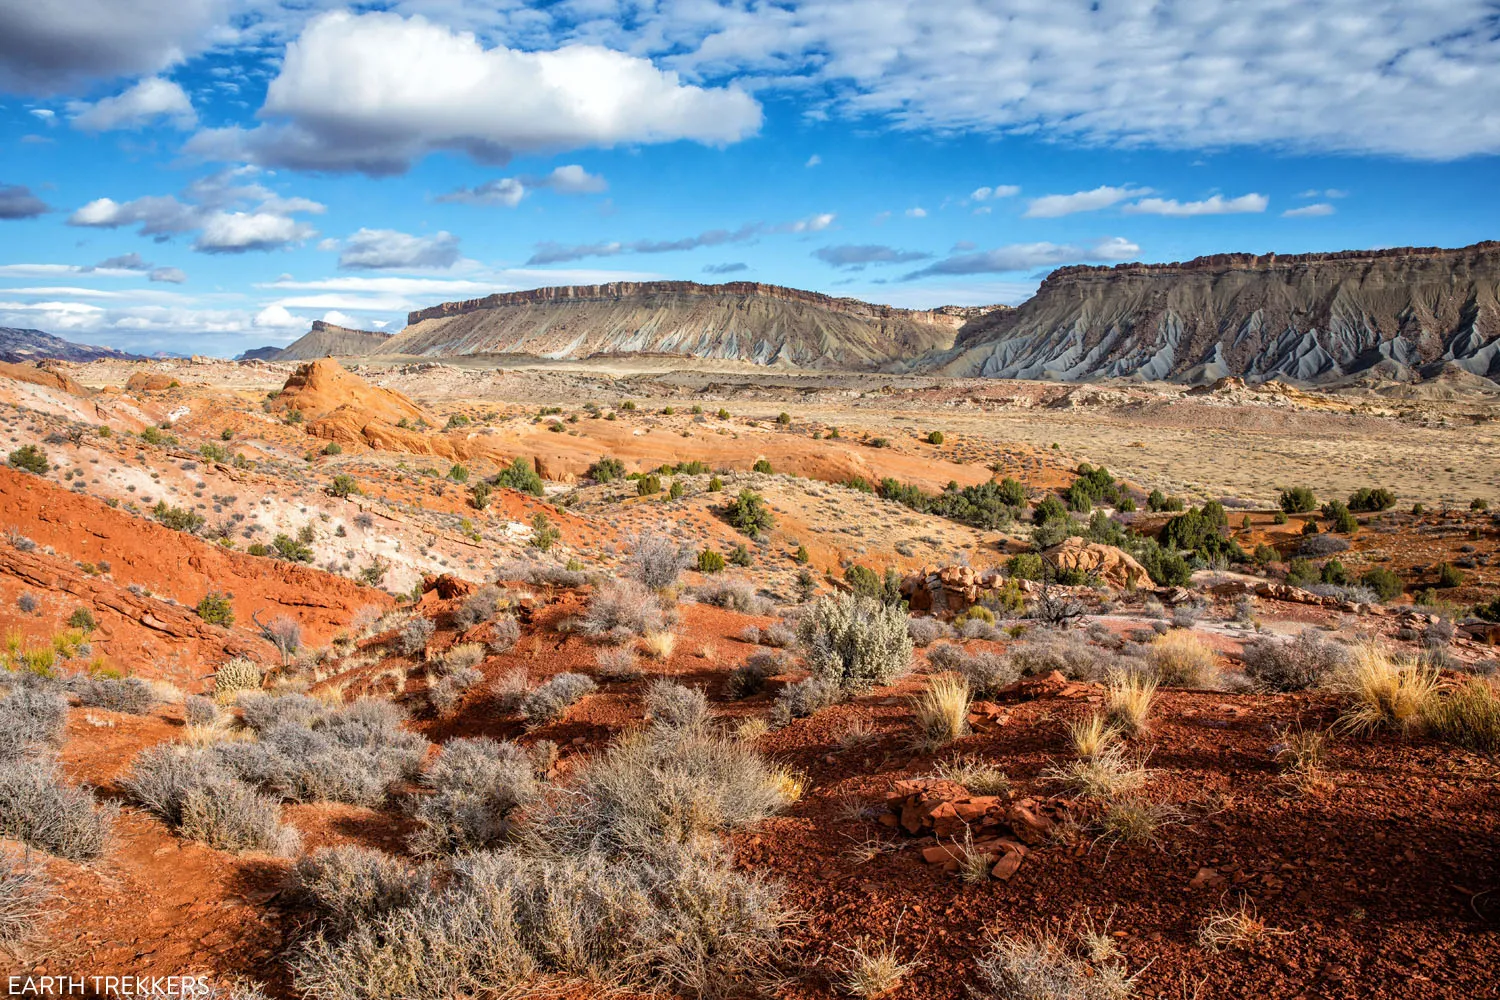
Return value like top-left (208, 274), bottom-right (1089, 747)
top-left (1, 1), bottom-right (1497, 356)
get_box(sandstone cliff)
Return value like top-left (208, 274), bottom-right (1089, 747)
top-left (270, 320), bottom-right (394, 361)
top-left (383, 281), bottom-right (998, 369)
top-left (916, 242), bottom-right (1500, 385)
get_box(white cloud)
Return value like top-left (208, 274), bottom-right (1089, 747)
top-left (634, 0), bottom-right (1500, 160)
top-left (0, 0), bottom-right (224, 94)
top-left (1297, 188), bottom-right (1349, 199)
top-left (970, 185), bottom-right (1020, 201)
top-left (195, 211), bottom-right (316, 253)
top-left (1123, 193), bottom-right (1268, 216)
top-left (68, 195), bottom-right (199, 234)
top-left (526, 211), bottom-right (835, 264)
top-left (905, 207), bottom-right (927, 218)
top-left (149, 266), bottom-right (187, 283)
top-left (1283, 203), bottom-right (1336, 217)
top-left (337, 229), bottom-right (462, 270)
top-left (903, 236), bottom-right (1139, 279)
top-left (320, 310), bottom-right (360, 328)
top-left (805, 154), bottom-right (821, 167)
top-left (0, 184), bottom-right (51, 219)
top-left (186, 10), bottom-right (763, 175)
top-left (437, 164), bottom-right (606, 206)
top-left (1024, 185), bottom-right (1148, 218)
top-left (69, 77), bottom-right (196, 131)
top-left (253, 304), bottom-right (306, 330)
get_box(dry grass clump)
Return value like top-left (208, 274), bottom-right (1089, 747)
top-left (491, 667), bottom-right (531, 712)
top-left (583, 579), bottom-right (667, 640)
top-left (184, 694), bottom-right (221, 728)
top-left (1104, 670), bottom-right (1157, 736)
top-left (1272, 724), bottom-right (1330, 791)
top-left (1044, 746), bottom-right (1150, 801)
top-left (1336, 641), bottom-right (1439, 736)
top-left (975, 928), bottom-right (1136, 1000)
top-left (1420, 677), bottom-right (1500, 752)
top-left (1097, 797), bottom-right (1179, 846)
top-left (1068, 713), bottom-right (1121, 759)
top-left (930, 754), bottom-right (1010, 795)
top-left (438, 642), bottom-right (485, 674)
top-left (1241, 629), bottom-right (1350, 691)
top-left (1146, 631), bottom-right (1221, 688)
top-left (0, 853), bottom-right (52, 950)
top-left (489, 613), bottom-right (521, 653)
top-left (410, 737), bottom-right (538, 855)
top-left (519, 673), bottom-right (597, 727)
top-left (1197, 897), bottom-right (1289, 952)
top-left (644, 680), bottom-right (711, 733)
top-left (839, 937), bottom-right (921, 997)
top-left (595, 646), bottom-right (643, 682)
top-left (910, 673), bottom-right (971, 749)
top-left (642, 630), bottom-right (677, 660)
top-left (943, 649), bottom-right (1021, 697)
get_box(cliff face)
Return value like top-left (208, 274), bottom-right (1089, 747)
top-left (0, 327), bottom-right (139, 363)
top-left (919, 242), bottom-right (1500, 385)
top-left (385, 281), bottom-right (999, 369)
top-left (273, 321), bottom-right (393, 361)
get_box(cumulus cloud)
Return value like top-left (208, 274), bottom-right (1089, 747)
top-left (635, 0), bottom-right (1500, 160)
top-left (69, 77), bottom-right (196, 131)
top-left (337, 229), bottom-right (462, 270)
top-left (438, 164), bottom-right (607, 206)
top-left (0, 183), bottom-right (51, 219)
top-left (149, 266), bottom-right (187, 283)
top-left (67, 168), bottom-right (323, 253)
top-left (94, 253), bottom-right (151, 271)
top-left (1283, 203), bottom-right (1336, 217)
top-left (527, 213), bottom-right (834, 264)
top-left (902, 237), bottom-right (1139, 279)
top-left (1123, 193), bottom-right (1268, 216)
top-left (703, 262), bottom-right (749, 274)
top-left (1024, 185), bottom-right (1149, 218)
top-left (814, 244), bottom-right (931, 270)
top-left (0, 0), bottom-right (223, 93)
top-left (970, 185), bottom-right (1020, 201)
top-left (253, 304), bottom-right (305, 329)
top-left (187, 10), bottom-right (762, 175)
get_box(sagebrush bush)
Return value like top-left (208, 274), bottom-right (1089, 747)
top-left (595, 646), bottom-right (642, 681)
top-left (428, 667), bottom-right (482, 716)
top-left (797, 592), bottom-right (913, 691)
top-left (770, 675), bottom-right (842, 726)
top-left (295, 845), bottom-right (431, 935)
top-left (908, 616), bottom-right (954, 647)
top-left (1146, 631), bottom-right (1221, 688)
top-left (70, 675), bottom-right (158, 715)
top-left (694, 579), bottom-right (773, 615)
top-left (0, 854), bottom-right (51, 949)
top-left (726, 653), bottom-right (782, 699)
top-left (519, 673), bottom-right (597, 727)
top-left (184, 694), bottom-right (220, 728)
top-left (453, 585), bottom-right (501, 629)
top-left (213, 657), bottom-right (263, 702)
top-left (949, 650), bottom-right (1022, 697)
top-left (124, 744), bottom-right (301, 854)
top-left (1004, 631), bottom-right (1119, 682)
top-left (0, 760), bottom-right (117, 859)
top-left (397, 616), bottom-right (436, 656)
top-left (1241, 630), bottom-right (1350, 691)
top-left (0, 687), bottom-right (68, 762)
top-left (644, 680), bottom-right (711, 732)
top-left (582, 579), bottom-right (665, 638)
top-left (410, 737), bottom-right (538, 855)
top-left (489, 613), bottom-right (521, 652)
top-left (628, 533), bottom-right (691, 591)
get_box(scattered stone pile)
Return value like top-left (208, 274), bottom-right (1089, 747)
top-left (880, 779), bottom-right (1078, 881)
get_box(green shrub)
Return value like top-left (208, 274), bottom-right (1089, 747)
top-left (1279, 486), bottom-right (1317, 513)
top-left (927, 430), bottom-right (945, 445)
top-left (327, 474), bottom-right (361, 498)
top-left (1323, 500), bottom-right (1359, 534)
top-left (1160, 503), bottom-right (1244, 562)
top-left (530, 514), bottom-right (560, 552)
top-left (797, 592), bottom-right (913, 691)
top-left (7, 445), bottom-right (48, 475)
top-left (1273, 511), bottom-right (1288, 525)
top-left (1320, 558), bottom-right (1350, 586)
top-left (272, 534), bottom-right (314, 562)
top-left (1359, 567), bottom-right (1403, 602)
top-left (447, 464), bottom-right (469, 484)
top-left (587, 457), bottom-right (625, 483)
top-left (1285, 557), bottom-right (1318, 588)
top-left (322, 442), bottom-right (343, 456)
top-left (200, 442), bottom-right (230, 462)
top-left (196, 592), bottom-right (235, 627)
top-left (776, 412), bottom-right (791, 425)
top-left (1132, 538), bottom-right (1192, 587)
top-left (752, 458), bottom-right (773, 474)
top-left (153, 502), bottom-right (205, 534)
top-left (1473, 498), bottom-right (1490, 511)
top-left (637, 474), bottom-right (662, 496)
top-left (1146, 489), bottom-right (1183, 512)
top-left (469, 482), bottom-right (492, 510)
top-left (1007, 552), bottom-right (1045, 580)
top-left (729, 544), bottom-right (752, 567)
top-left (707, 476), bottom-right (724, 492)
top-left (1348, 487), bottom-right (1396, 512)
top-left (844, 565), bottom-right (903, 605)
top-left (697, 549), bottom-right (726, 573)
top-left (1436, 562), bottom-right (1465, 588)
top-left (668, 480), bottom-right (685, 499)
top-left (725, 489), bottom-right (774, 536)
top-left (794, 545), bottom-right (809, 564)
top-left (493, 457), bottom-right (544, 496)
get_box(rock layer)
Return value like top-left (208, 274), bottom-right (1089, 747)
top-left (919, 242), bottom-right (1500, 385)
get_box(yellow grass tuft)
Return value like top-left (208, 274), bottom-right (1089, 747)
top-left (1067, 712), bottom-right (1120, 759)
top-left (642, 630), bottom-right (677, 660)
top-left (911, 673), bottom-right (971, 749)
top-left (1336, 641), bottom-right (1439, 735)
top-left (1105, 670), bottom-right (1157, 736)
top-left (1147, 630), bottom-right (1221, 687)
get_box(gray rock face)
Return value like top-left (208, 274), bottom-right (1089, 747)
top-left (271, 321), bottom-right (394, 361)
top-left (0, 327), bottom-right (139, 363)
top-left (916, 242), bottom-right (1500, 385)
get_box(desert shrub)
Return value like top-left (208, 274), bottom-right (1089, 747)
top-left (627, 533), bottom-right (692, 591)
top-left (950, 651), bottom-right (1022, 697)
top-left (1299, 533), bottom-right (1349, 557)
top-left (68, 607), bottom-right (97, 632)
top-left (489, 613), bottom-right (521, 653)
top-left (725, 489), bottom-right (775, 536)
top-left (0, 856), bottom-right (51, 949)
top-left (1279, 486), bottom-right (1317, 514)
top-left (726, 655), bottom-right (782, 699)
top-left (438, 642), bottom-right (486, 675)
top-left (184, 695), bottom-right (220, 728)
top-left (797, 592), bottom-right (913, 691)
top-left (595, 646), bottom-right (642, 682)
top-left (327, 474), bottom-right (361, 499)
top-left (1348, 487), bottom-right (1396, 512)
top-left (1242, 629), bottom-right (1350, 692)
top-left (1437, 562), bottom-right (1465, 588)
top-left (271, 533), bottom-right (313, 562)
top-left (519, 673), bottom-right (597, 727)
top-left (295, 846), bottom-right (431, 936)
top-left (770, 675), bottom-right (842, 726)
top-left (1421, 678), bottom-right (1500, 752)
top-left (1004, 631), bottom-right (1118, 682)
top-left (397, 616), bottom-right (436, 656)
top-left (214, 657), bottom-right (263, 701)
top-left (752, 458), bottom-right (774, 474)
top-left (587, 457), bottom-right (626, 483)
top-left (694, 578), bottom-right (772, 615)
top-left (291, 842), bottom-right (785, 1000)
top-left (154, 502), bottom-right (206, 534)
top-left (428, 667), bottom-right (482, 717)
top-left (197, 591), bottom-right (235, 627)
top-left (410, 738), bottom-right (538, 855)
top-left (843, 564), bottom-right (904, 606)
top-left (583, 580), bottom-right (665, 637)
top-left (0, 759), bottom-right (117, 860)
top-left (697, 548), bottom-right (726, 573)
top-left (69, 675), bottom-right (158, 715)
top-left (7, 444), bottom-right (49, 474)
top-left (1323, 500), bottom-right (1359, 534)
top-left (644, 680), bottom-right (711, 732)
top-left (453, 585), bottom-right (501, 629)
top-left (1285, 557), bottom-right (1318, 588)
top-left (1145, 631), bottom-right (1220, 687)
top-left (493, 457), bottom-right (545, 496)
top-left (1007, 552), bottom-right (1045, 580)
top-left (637, 474), bottom-right (662, 496)
top-left (179, 776), bottom-right (302, 854)
top-left (1159, 503), bottom-right (1243, 563)
top-left (534, 726), bottom-right (789, 855)
top-left (927, 430), bottom-right (945, 445)
top-left (0, 687), bottom-right (68, 762)
top-left (1131, 537), bottom-right (1192, 587)
top-left (908, 616), bottom-right (954, 647)
top-left (1359, 567), bottom-right (1404, 603)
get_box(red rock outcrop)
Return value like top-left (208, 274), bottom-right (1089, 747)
top-left (0, 361), bottom-right (88, 396)
top-left (1043, 537), bottom-right (1152, 590)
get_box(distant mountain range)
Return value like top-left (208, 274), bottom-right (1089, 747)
top-left (0, 327), bottom-right (141, 363)
top-left (238, 321), bottom-right (393, 362)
